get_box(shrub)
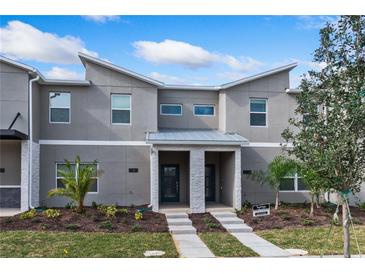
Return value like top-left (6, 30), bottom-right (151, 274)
top-left (358, 202), bottom-right (365, 212)
top-left (43, 209), bottom-right (61, 218)
top-left (105, 206), bottom-right (118, 218)
top-left (19, 209), bottom-right (37, 220)
top-left (65, 224), bottom-right (79, 230)
top-left (99, 221), bottom-right (113, 230)
top-left (302, 219), bottom-right (314, 226)
top-left (65, 202), bottom-right (75, 209)
top-left (131, 224), bottom-right (141, 232)
top-left (40, 223), bottom-right (50, 230)
top-left (119, 208), bottom-right (128, 214)
top-left (135, 211), bottom-right (143, 220)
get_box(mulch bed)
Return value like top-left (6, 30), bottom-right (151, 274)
top-left (236, 204), bottom-right (365, 231)
top-left (189, 213), bottom-right (226, 232)
top-left (0, 206), bottom-right (168, 233)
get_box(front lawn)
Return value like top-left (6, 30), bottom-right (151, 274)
top-left (0, 231), bottom-right (178, 258)
top-left (199, 232), bottom-right (259, 257)
top-left (257, 225), bottom-right (365, 255)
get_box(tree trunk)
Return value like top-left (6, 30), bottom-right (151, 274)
top-left (275, 191), bottom-right (279, 210)
top-left (315, 194), bottom-right (320, 209)
top-left (310, 195), bottom-right (314, 217)
top-left (342, 202), bottom-right (351, 258)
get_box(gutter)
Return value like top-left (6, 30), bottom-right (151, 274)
top-left (28, 74), bottom-right (40, 209)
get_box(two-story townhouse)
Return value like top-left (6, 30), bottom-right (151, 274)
top-left (1, 53), bottom-right (363, 213)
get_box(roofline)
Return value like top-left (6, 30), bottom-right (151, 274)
top-left (78, 52), bottom-right (164, 87)
top-left (146, 140), bottom-right (248, 145)
top-left (161, 84), bottom-right (220, 91)
top-left (38, 77), bottom-right (91, 86)
top-left (0, 55), bottom-right (37, 74)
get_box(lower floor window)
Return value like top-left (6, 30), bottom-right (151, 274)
top-left (56, 163), bottom-right (98, 193)
top-left (280, 173), bottom-right (309, 192)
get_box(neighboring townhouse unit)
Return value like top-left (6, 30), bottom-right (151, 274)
top-left (1, 53), bottom-right (363, 213)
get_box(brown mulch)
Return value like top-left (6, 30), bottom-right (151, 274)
top-left (236, 204), bottom-right (365, 231)
top-left (189, 213), bottom-right (226, 232)
top-left (0, 206), bottom-right (168, 233)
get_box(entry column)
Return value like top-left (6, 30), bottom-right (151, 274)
top-left (233, 147), bottom-right (242, 210)
top-left (150, 146), bottom-right (159, 212)
top-left (189, 148), bottom-right (205, 213)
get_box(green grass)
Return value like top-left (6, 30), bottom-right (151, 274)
top-left (0, 231), bottom-right (178, 258)
top-left (257, 226), bottom-right (365, 256)
top-left (199, 232), bottom-right (259, 257)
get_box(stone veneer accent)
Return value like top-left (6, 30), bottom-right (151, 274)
top-left (150, 144), bottom-right (242, 212)
top-left (20, 140), bottom-right (29, 211)
top-left (31, 142), bottom-right (40, 207)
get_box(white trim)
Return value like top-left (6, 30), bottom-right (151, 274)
top-left (0, 55), bottom-right (37, 73)
top-left (55, 162), bottom-right (99, 194)
top-left (242, 142), bottom-right (293, 148)
top-left (147, 140), bottom-right (245, 145)
top-left (0, 185), bottom-right (21, 188)
top-left (111, 94), bottom-right (131, 125)
top-left (39, 140), bottom-right (150, 146)
top-left (193, 104), bottom-right (215, 117)
top-left (279, 173), bottom-right (310, 193)
top-left (160, 103), bottom-right (183, 116)
top-left (49, 91), bottom-right (71, 124)
top-left (249, 98), bottom-right (268, 127)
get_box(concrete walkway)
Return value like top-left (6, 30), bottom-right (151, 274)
top-left (166, 212), bottom-right (214, 258)
top-left (0, 208), bottom-right (21, 217)
top-left (211, 211), bottom-right (290, 257)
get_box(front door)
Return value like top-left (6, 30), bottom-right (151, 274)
top-left (205, 164), bottom-right (215, 202)
top-left (161, 165), bottom-right (179, 202)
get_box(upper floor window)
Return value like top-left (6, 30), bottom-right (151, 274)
top-left (194, 104), bottom-right (215, 116)
top-left (111, 94), bottom-right (131, 124)
top-left (279, 173), bottom-right (309, 192)
top-left (160, 104), bottom-right (183, 116)
top-left (250, 98), bottom-right (267, 126)
top-left (49, 92), bottom-right (70, 123)
top-left (56, 162), bottom-right (98, 193)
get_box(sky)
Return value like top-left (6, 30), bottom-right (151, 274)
top-left (0, 15), bottom-right (336, 87)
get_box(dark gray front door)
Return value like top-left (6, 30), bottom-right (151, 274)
top-left (205, 164), bottom-right (215, 202)
top-left (161, 165), bottom-right (179, 202)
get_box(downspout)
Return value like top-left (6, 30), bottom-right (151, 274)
top-left (28, 74), bottom-right (40, 209)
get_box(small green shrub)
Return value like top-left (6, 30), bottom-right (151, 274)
top-left (65, 224), bottom-right (79, 230)
top-left (65, 202), bottom-right (75, 209)
top-left (105, 206), bottom-right (118, 218)
top-left (206, 222), bottom-right (219, 229)
top-left (135, 211), bottom-right (143, 220)
top-left (131, 224), bottom-right (141, 232)
top-left (302, 219), bottom-right (314, 226)
top-left (99, 221), bottom-right (113, 230)
top-left (119, 208), bottom-right (128, 214)
top-left (43, 209), bottom-right (61, 218)
top-left (358, 202), bottom-right (365, 212)
top-left (40, 223), bottom-right (50, 230)
top-left (19, 209), bottom-right (37, 220)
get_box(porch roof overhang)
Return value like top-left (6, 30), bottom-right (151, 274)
top-left (0, 129), bottom-right (28, 140)
top-left (146, 129), bottom-right (248, 146)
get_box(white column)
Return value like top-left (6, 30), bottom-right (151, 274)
top-left (233, 147), bottom-right (242, 210)
top-left (20, 140), bottom-right (29, 212)
top-left (31, 142), bottom-right (40, 207)
top-left (150, 146), bottom-right (159, 212)
top-left (190, 148), bottom-right (205, 213)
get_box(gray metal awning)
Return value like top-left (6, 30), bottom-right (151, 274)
top-left (0, 129), bottom-right (28, 140)
top-left (146, 129), bottom-right (248, 145)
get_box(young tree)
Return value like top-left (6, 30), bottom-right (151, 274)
top-left (249, 155), bottom-right (297, 210)
top-left (282, 16), bottom-right (365, 257)
top-left (48, 156), bottom-right (99, 212)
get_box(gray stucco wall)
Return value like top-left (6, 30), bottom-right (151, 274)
top-left (39, 145), bottom-right (151, 207)
top-left (0, 61), bottom-right (29, 135)
top-left (158, 89), bottom-right (219, 129)
top-left (241, 146), bottom-right (310, 204)
top-left (159, 151), bottom-right (190, 204)
top-left (223, 70), bottom-right (297, 142)
top-left (38, 61), bottom-right (158, 141)
top-left (0, 140), bottom-right (21, 186)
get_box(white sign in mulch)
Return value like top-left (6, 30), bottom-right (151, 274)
top-left (285, 248), bottom-right (308, 256)
top-left (144, 250), bottom-right (166, 257)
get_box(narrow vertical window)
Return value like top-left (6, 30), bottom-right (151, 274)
top-left (111, 94), bottom-right (131, 124)
top-left (250, 98), bottom-right (267, 126)
top-left (49, 92), bottom-right (70, 123)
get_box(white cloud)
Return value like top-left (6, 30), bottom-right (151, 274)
top-left (82, 16), bottom-right (120, 23)
top-left (133, 39), bottom-right (262, 72)
top-left (0, 20), bottom-right (98, 64)
top-left (296, 16), bottom-right (339, 30)
top-left (216, 71), bottom-right (245, 81)
top-left (45, 67), bottom-right (83, 80)
top-left (149, 72), bottom-right (187, 84)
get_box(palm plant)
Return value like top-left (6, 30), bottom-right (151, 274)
top-left (249, 155), bottom-right (297, 210)
top-left (48, 156), bottom-right (98, 212)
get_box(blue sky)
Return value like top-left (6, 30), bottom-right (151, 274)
top-left (0, 16), bottom-right (336, 87)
